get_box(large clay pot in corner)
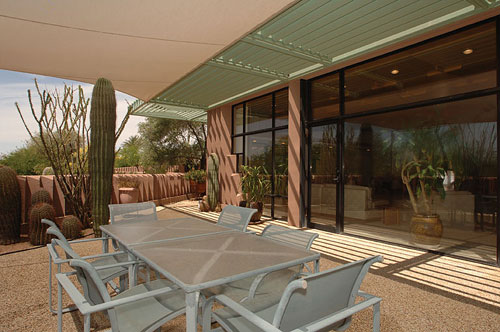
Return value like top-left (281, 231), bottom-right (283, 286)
top-left (249, 201), bottom-right (264, 223)
top-left (119, 188), bottom-right (139, 204)
top-left (410, 214), bottom-right (443, 246)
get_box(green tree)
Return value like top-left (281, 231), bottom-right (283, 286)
top-left (115, 135), bottom-right (141, 167)
top-left (0, 139), bottom-right (49, 175)
top-left (138, 117), bottom-right (206, 173)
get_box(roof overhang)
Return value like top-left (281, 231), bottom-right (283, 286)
top-left (132, 0), bottom-right (500, 120)
top-left (0, 0), bottom-right (296, 108)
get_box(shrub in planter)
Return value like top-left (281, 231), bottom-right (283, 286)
top-left (240, 165), bottom-right (271, 223)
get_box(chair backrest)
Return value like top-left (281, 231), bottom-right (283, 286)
top-left (108, 202), bottom-right (158, 224)
top-left (261, 225), bottom-right (318, 250)
top-left (216, 205), bottom-right (257, 231)
top-left (45, 220), bottom-right (82, 260)
top-left (69, 259), bottom-right (119, 328)
top-left (274, 255), bottom-right (383, 331)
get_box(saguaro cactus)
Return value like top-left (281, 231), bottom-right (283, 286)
top-left (29, 203), bottom-right (55, 245)
top-left (89, 78), bottom-right (116, 236)
top-left (207, 153), bottom-right (219, 211)
top-left (0, 165), bottom-right (21, 244)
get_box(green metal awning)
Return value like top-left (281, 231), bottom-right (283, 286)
top-left (132, 0), bottom-right (500, 120)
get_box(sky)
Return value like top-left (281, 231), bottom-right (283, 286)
top-left (0, 69), bottom-right (145, 155)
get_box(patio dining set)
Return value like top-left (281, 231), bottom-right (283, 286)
top-left (45, 202), bottom-right (383, 332)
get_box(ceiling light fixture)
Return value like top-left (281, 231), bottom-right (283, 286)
top-left (463, 48), bottom-right (473, 55)
top-left (391, 69), bottom-right (399, 75)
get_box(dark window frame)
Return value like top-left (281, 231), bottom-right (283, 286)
top-left (304, 17), bottom-right (500, 266)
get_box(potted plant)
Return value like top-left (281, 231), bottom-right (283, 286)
top-left (118, 178), bottom-right (140, 204)
top-left (184, 169), bottom-right (206, 196)
top-left (401, 156), bottom-right (446, 245)
top-left (240, 165), bottom-right (271, 223)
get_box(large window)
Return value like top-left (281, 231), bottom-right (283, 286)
top-left (232, 89), bottom-right (289, 220)
top-left (307, 19), bottom-right (498, 264)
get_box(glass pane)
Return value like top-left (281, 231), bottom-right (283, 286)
top-left (245, 132), bottom-right (272, 173)
top-left (274, 129), bottom-right (288, 220)
top-left (275, 89), bottom-right (289, 127)
top-left (345, 22), bottom-right (496, 114)
top-left (232, 136), bottom-right (243, 154)
top-left (246, 94), bottom-right (272, 132)
top-left (344, 95), bottom-right (497, 263)
top-left (310, 124), bottom-right (337, 227)
top-left (311, 73), bottom-right (340, 120)
top-left (274, 129), bottom-right (288, 197)
top-left (233, 104), bottom-right (244, 134)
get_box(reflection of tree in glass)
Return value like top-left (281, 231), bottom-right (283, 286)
top-left (444, 123), bottom-right (496, 191)
top-left (315, 125), bottom-right (336, 180)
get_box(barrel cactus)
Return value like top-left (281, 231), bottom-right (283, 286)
top-left (89, 78), bottom-right (116, 236)
top-left (61, 215), bottom-right (83, 240)
top-left (0, 165), bottom-right (21, 244)
top-left (31, 189), bottom-right (52, 206)
top-left (207, 153), bottom-right (219, 211)
top-left (29, 203), bottom-right (55, 245)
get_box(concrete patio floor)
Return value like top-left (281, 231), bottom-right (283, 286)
top-left (0, 203), bottom-right (499, 331)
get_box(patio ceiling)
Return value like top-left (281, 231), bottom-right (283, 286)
top-left (132, 0), bottom-right (500, 121)
top-left (0, 0), bottom-right (296, 101)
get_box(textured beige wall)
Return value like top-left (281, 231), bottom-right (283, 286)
top-left (287, 80), bottom-right (301, 227)
top-left (207, 104), bottom-right (241, 206)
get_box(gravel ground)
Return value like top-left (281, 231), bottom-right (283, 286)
top-left (0, 208), bottom-right (499, 331)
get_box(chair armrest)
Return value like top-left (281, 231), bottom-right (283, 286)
top-left (245, 230), bottom-right (258, 235)
top-left (81, 250), bottom-right (127, 260)
top-left (214, 295), bottom-right (283, 332)
top-left (56, 273), bottom-right (179, 315)
top-left (289, 293), bottom-right (382, 332)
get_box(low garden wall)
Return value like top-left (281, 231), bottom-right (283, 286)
top-left (17, 173), bottom-right (193, 232)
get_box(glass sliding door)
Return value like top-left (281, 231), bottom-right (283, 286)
top-left (308, 123), bottom-right (339, 230)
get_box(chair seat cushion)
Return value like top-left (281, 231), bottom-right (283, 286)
top-left (114, 279), bottom-right (185, 332)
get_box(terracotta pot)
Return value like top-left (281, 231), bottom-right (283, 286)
top-left (119, 187), bottom-right (139, 204)
top-left (189, 180), bottom-right (197, 193)
top-left (196, 182), bottom-right (206, 195)
top-left (410, 214), bottom-right (443, 246)
top-left (249, 201), bottom-right (264, 223)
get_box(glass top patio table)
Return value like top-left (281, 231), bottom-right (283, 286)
top-left (100, 217), bottom-right (234, 247)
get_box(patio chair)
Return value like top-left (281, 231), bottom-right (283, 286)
top-left (56, 258), bottom-right (185, 332)
top-left (203, 225), bottom-right (319, 302)
top-left (44, 220), bottom-right (132, 314)
top-left (216, 205), bottom-right (257, 232)
top-left (109, 201), bottom-right (158, 224)
top-left (202, 255), bottom-right (383, 332)
top-left (108, 202), bottom-right (159, 281)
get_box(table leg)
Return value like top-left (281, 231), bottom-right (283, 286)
top-left (185, 291), bottom-right (200, 332)
top-left (128, 251), bottom-right (137, 288)
top-left (102, 234), bottom-right (109, 253)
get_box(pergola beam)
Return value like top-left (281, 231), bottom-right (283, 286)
top-left (243, 35), bottom-right (332, 65)
top-left (206, 59), bottom-right (288, 80)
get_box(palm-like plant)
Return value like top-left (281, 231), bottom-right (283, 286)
top-left (240, 165), bottom-right (271, 204)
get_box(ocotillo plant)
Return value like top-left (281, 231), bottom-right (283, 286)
top-left (0, 165), bottom-right (21, 244)
top-left (89, 78), bottom-right (116, 236)
top-left (207, 153), bottom-right (219, 211)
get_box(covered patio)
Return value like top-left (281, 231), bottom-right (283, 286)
top-left (1, 1), bottom-right (500, 331)
top-left (0, 204), bottom-right (499, 331)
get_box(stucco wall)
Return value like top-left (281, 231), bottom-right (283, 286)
top-left (206, 104), bottom-right (241, 206)
top-left (17, 173), bottom-right (192, 233)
